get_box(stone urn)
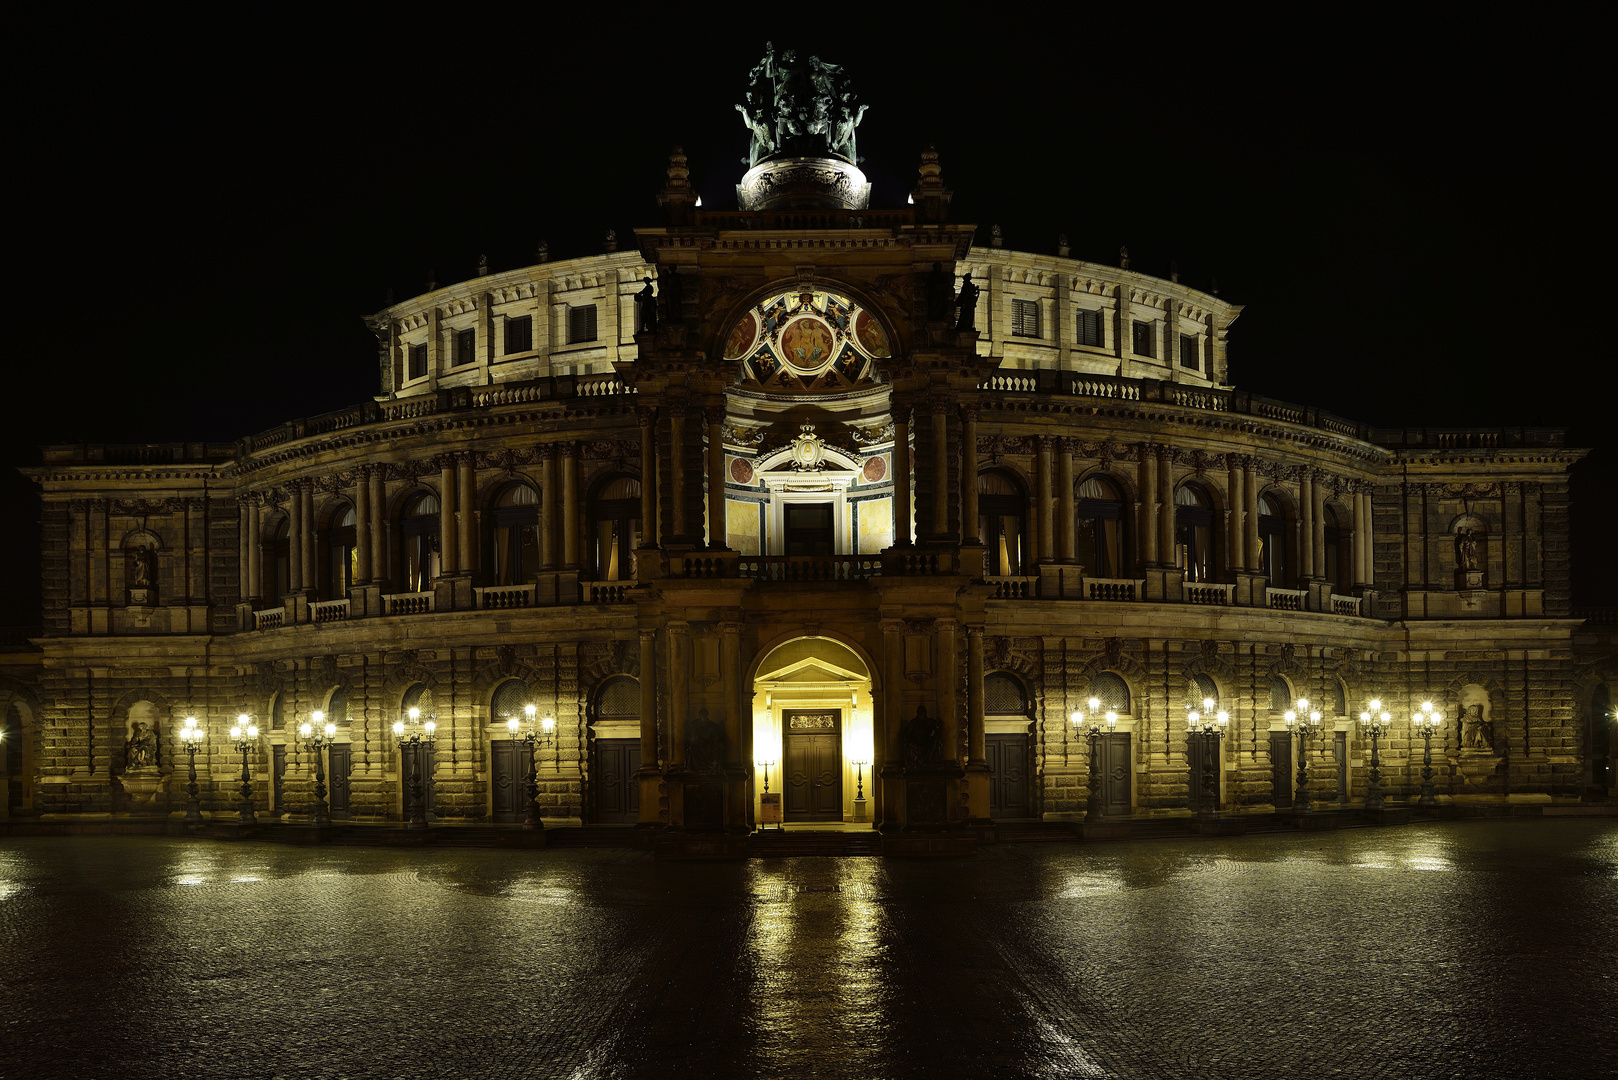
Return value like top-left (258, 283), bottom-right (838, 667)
top-left (119, 768), bottom-right (167, 812)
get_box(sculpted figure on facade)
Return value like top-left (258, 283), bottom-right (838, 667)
top-left (128, 546), bottom-right (155, 589)
top-left (124, 721), bottom-right (157, 772)
top-left (1455, 527), bottom-right (1479, 572)
top-left (902, 706), bottom-right (943, 766)
top-left (686, 707), bottom-right (726, 773)
top-left (955, 272), bottom-right (979, 332)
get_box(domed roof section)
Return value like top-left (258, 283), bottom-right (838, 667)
top-left (735, 43), bottom-right (870, 211)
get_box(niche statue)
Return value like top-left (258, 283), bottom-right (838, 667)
top-left (901, 705), bottom-right (944, 766)
top-left (635, 277), bottom-right (657, 334)
top-left (955, 272), bottom-right (980, 332)
top-left (124, 721), bottom-right (157, 772)
top-left (685, 707), bottom-right (726, 773)
top-left (1454, 527), bottom-right (1479, 572)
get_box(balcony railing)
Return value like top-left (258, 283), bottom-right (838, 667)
top-left (310, 599), bottom-right (350, 624)
top-left (739, 556), bottom-right (883, 582)
top-left (583, 581), bottom-right (634, 603)
top-left (1085, 578), bottom-right (1144, 601)
top-left (1267, 588), bottom-right (1308, 611)
top-left (1330, 594), bottom-right (1362, 617)
top-left (986, 575), bottom-right (1037, 599)
top-left (1183, 582), bottom-right (1234, 606)
top-left (475, 584), bottom-right (534, 610)
top-left (252, 607), bottom-right (284, 630)
top-left (382, 591), bottom-right (435, 616)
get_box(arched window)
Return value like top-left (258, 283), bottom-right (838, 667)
top-left (1174, 483), bottom-right (1214, 582)
top-left (1331, 678), bottom-right (1347, 717)
top-left (985, 672), bottom-right (1029, 715)
top-left (491, 678), bottom-right (531, 722)
top-left (1268, 676), bottom-right (1293, 712)
top-left (597, 676), bottom-right (640, 718)
top-left (268, 515), bottom-right (291, 605)
top-left (491, 484), bottom-right (541, 586)
top-left (1184, 673), bottom-right (1219, 710)
top-left (588, 477), bottom-right (641, 582)
top-left (326, 688), bottom-right (348, 726)
top-left (1076, 476), bottom-right (1127, 578)
top-left (401, 683), bottom-right (435, 720)
top-left (978, 471), bottom-right (1027, 576)
top-left (1258, 493), bottom-right (1287, 587)
top-left (1323, 505), bottom-right (1346, 592)
top-left (1088, 672), bottom-right (1131, 713)
top-left (328, 504), bottom-right (357, 598)
top-left (400, 493), bottom-right (441, 593)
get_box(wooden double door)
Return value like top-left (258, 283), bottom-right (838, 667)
top-left (593, 738), bottom-right (642, 823)
top-left (783, 709), bottom-right (842, 822)
top-left (986, 732), bottom-right (1030, 818)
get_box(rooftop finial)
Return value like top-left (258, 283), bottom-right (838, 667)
top-left (737, 43), bottom-right (866, 166)
top-left (604, 229), bottom-right (618, 252)
top-left (477, 255), bottom-right (490, 277)
top-left (911, 144), bottom-right (952, 224)
top-left (659, 145), bottom-right (698, 225)
top-left (426, 268), bottom-right (438, 291)
top-left (535, 240), bottom-right (549, 264)
top-left (1119, 246), bottom-right (1130, 270)
top-left (1211, 276), bottom-right (1220, 296)
top-left (991, 224), bottom-right (1003, 248)
top-left (1058, 233), bottom-right (1070, 257)
top-left (1170, 260), bottom-right (1179, 283)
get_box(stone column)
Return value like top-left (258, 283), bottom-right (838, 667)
top-left (1058, 439), bottom-right (1076, 561)
top-left (638, 407), bottom-right (658, 549)
top-left (238, 499), bottom-right (250, 599)
top-left (301, 484), bottom-right (316, 592)
top-left (1226, 458), bottom-right (1244, 573)
top-left (1156, 445), bottom-right (1173, 563)
top-left (667, 622), bottom-right (689, 767)
top-left (1311, 471), bottom-right (1327, 582)
top-left (289, 483), bottom-right (304, 592)
top-left (355, 472), bottom-right (372, 584)
top-left (638, 629), bottom-right (659, 765)
top-left (457, 453), bottom-right (475, 573)
top-left (931, 400), bottom-right (950, 537)
top-left (1244, 458), bottom-right (1260, 571)
top-left (881, 618), bottom-right (905, 766)
top-left (247, 497), bottom-right (263, 601)
top-left (966, 625), bottom-right (986, 762)
top-left (707, 408), bottom-right (726, 549)
top-left (1139, 446), bottom-right (1158, 566)
top-left (1299, 468), bottom-right (1315, 579)
top-left (1356, 488), bottom-right (1372, 587)
top-left (935, 619), bottom-right (959, 764)
top-left (719, 620), bottom-right (743, 764)
top-left (960, 406), bottom-right (980, 544)
top-left (438, 458), bottom-right (458, 577)
top-left (561, 443), bottom-right (579, 570)
top-left (369, 468), bottom-right (386, 588)
top-left (539, 446), bottom-right (558, 571)
top-left (892, 411), bottom-right (911, 546)
top-left (1036, 437), bottom-right (1055, 565)
top-left (669, 406), bottom-right (686, 542)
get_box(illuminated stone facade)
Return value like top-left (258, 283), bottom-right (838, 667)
top-left (5, 75), bottom-right (1615, 836)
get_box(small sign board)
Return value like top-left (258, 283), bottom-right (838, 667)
top-left (760, 792), bottom-right (783, 825)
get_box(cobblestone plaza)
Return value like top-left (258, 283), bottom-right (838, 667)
top-left (3, 820), bottom-right (1613, 1079)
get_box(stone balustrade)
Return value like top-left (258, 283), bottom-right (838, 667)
top-left (583, 581), bottom-right (633, 604)
top-left (310, 599), bottom-right (350, 624)
top-left (382, 591), bottom-right (435, 616)
top-left (1330, 593), bottom-right (1363, 617)
top-left (987, 576), bottom-right (1037, 599)
top-left (1085, 578), bottom-right (1144, 601)
top-left (738, 556), bottom-right (883, 582)
top-left (475, 585), bottom-right (535, 610)
top-left (252, 607), bottom-right (284, 630)
top-left (1267, 587), bottom-right (1308, 611)
top-left (1184, 582), bottom-right (1235, 606)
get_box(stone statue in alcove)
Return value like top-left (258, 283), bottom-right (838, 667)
top-left (685, 707), bottom-right (726, 773)
top-left (902, 705), bottom-right (943, 766)
top-left (955, 272), bottom-right (979, 332)
top-left (128, 547), bottom-right (155, 589)
top-left (1462, 703), bottom-right (1495, 751)
top-left (635, 277), bottom-right (657, 334)
top-left (123, 721), bottom-right (157, 772)
top-left (1455, 528), bottom-right (1479, 572)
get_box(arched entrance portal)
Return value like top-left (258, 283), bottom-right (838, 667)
top-left (752, 637), bottom-right (874, 824)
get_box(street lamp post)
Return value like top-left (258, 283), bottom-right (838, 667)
top-left (505, 703), bottom-right (549, 830)
top-left (1284, 699), bottom-right (1323, 815)
top-left (1074, 696), bottom-right (1116, 823)
top-left (179, 715), bottom-right (206, 826)
top-left (392, 706), bottom-right (437, 829)
top-left (297, 710), bottom-right (338, 827)
top-left (228, 714), bottom-right (259, 826)
top-left (1412, 700), bottom-right (1444, 809)
top-left (1188, 702), bottom-right (1230, 821)
top-left (1358, 699), bottom-right (1392, 812)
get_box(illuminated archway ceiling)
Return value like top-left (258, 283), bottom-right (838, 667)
top-left (724, 288), bottom-right (890, 392)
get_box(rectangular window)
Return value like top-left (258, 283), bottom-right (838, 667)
top-left (1011, 299), bottom-right (1040, 338)
top-left (407, 343), bottom-right (427, 380)
top-left (1132, 320), bottom-right (1155, 358)
top-left (505, 315), bottom-right (532, 355)
top-left (1076, 308), bottom-right (1102, 347)
top-left (1179, 333), bottom-right (1200, 370)
top-left (569, 304), bottom-right (598, 344)
top-left (454, 328), bottom-right (476, 367)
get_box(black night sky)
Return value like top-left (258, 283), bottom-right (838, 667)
top-left (5, 13), bottom-right (1611, 630)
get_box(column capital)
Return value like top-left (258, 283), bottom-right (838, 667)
top-left (965, 623), bottom-right (985, 639)
top-left (637, 405), bottom-right (658, 428)
top-left (704, 406), bottom-right (726, 427)
top-left (534, 442), bottom-right (557, 461)
top-left (432, 454), bottom-right (458, 472)
top-left (666, 621), bottom-right (690, 637)
top-left (559, 440), bottom-right (578, 459)
top-left (638, 628), bottom-right (657, 642)
top-left (879, 618), bottom-right (906, 635)
top-left (934, 617), bottom-right (959, 633)
top-left (718, 620), bottom-right (745, 637)
top-left (959, 403), bottom-right (980, 423)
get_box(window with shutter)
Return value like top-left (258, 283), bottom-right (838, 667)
top-left (1179, 333), bottom-right (1200, 370)
top-left (569, 304), bottom-right (598, 344)
top-left (1132, 320), bottom-right (1154, 358)
top-left (455, 328), bottom-right (476, 366)
top-left (505, 315), bottom-right (532, 355)
top-left (408, 343), bottom-right (427, 380)
top-left (1011, 299), bottom-right (1039, 338)
top-left (1076, 308), bottom-right (1102, 347)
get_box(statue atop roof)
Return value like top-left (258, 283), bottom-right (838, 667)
top-left (737, 43), bottom-right (867, 168)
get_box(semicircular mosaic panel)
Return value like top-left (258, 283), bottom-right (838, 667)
top-left (724, 289), bottom-right (888, 392)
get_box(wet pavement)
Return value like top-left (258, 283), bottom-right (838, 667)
top-left (2, 821), bottom-right (1614, 1080)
